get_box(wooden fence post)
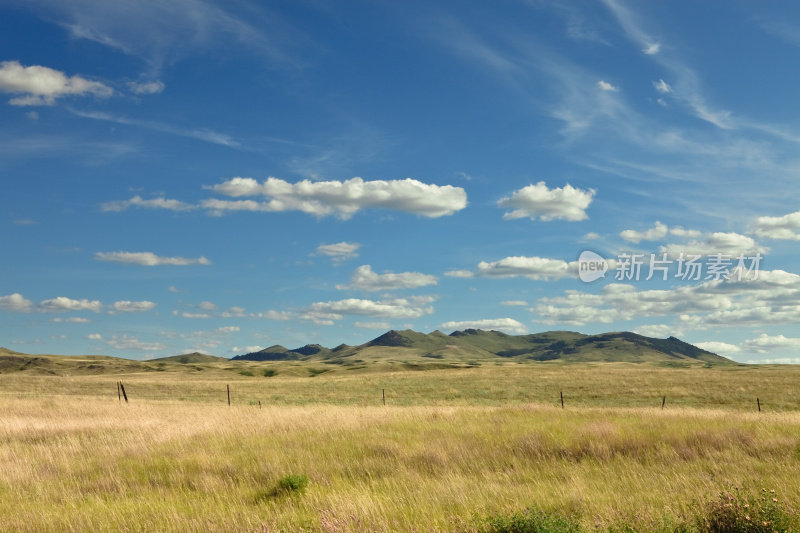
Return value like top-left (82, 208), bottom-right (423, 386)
top-left (757, 397), bottom-right (761, 412)
top-left (227, 384), bottom-right (231, 406)
top-left (117, 381), bottom-right (121, 402)
top-left (382, 388), bottom-right (386, 406)
top-left (661, 396), bottom-right (666, 409)
top-left (120, 382), bottom-right (128, 403)
top-left (560, 391), bottom-right (564, 409)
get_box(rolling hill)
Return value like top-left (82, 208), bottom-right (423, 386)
top-left (232, 329), bottom-right (732, 366)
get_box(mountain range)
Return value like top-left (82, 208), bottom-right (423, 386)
top-left (231, 329), bottom-right (731, 365)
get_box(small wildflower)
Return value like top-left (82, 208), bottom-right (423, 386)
top-left (745, 515), bottom-right (751, 521)
top-left (773, 497), bottom-right (778, 502)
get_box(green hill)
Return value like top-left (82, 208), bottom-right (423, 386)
top-left (232, 329), bottom-right (732, 366)
top-left (148, 352), bottom-right (228, 364)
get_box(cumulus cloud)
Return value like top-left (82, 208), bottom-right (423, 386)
top-left (301, 296), bottom-right (435, 324)
top-left (95, 251), bottom-right (211, 266)
top-left (620, 222), bottom-right (705, 243)
top-left (0, 293), bottom-right (33, 312)
top-left (444, 270), bottom-right (474, 278)
top-left (476, 256), bottom-right (574, 281)
top-left (101, 195), bottom-right (195, 212)
top-left (336, 265), bottom-right (437, 291)
top-left (315, 242), bottom-right (361, 263)
top-left (535, 268), bottom-right (800, 328)
top-left (0, 60), bottom-right (112, 106)
top-left (660, 232), bottom-right (767, 257)
top-left (39, 296), bottom-right (102, 313)
top-left (105, 334), bottom-right (166, 352)
top-left (258, 310), bottom-right (292, 321)
top-left (742, 334), bottom-right (800, 354)
top-left (354, 321), bottom-right (391, 329)
top-left (753, 210), bottom-right (800, 241)
top-left (694, 341), bottom-right (741, 355)
top-left (596, 80), bottom-right (619, 92)
top-left (633, 324), bottom-right (678, 338)
top-left (498, 182), bottom-right (595, 222)
top-left (207, 176), bottom-right (467, 218)
top-left (52, 317), bottom-right (90, 323)
top-left (439, 318), bottom-right (528, 335)
top-left (620, 221), bottom-right (669, 243)
top-left (112, 300), bottom-right (157, 312)
top-left (86, 333), bottom-right (103, 340)
top-left (128, 80), bottom-right (165, 95)
top-left (500, 300), bottom-right (528, 306)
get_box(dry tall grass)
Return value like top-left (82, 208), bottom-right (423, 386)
top-left (1, 394), bottom-right (799, 531)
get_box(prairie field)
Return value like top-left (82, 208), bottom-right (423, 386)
top-left (1, 364), bottom-right (800, 532)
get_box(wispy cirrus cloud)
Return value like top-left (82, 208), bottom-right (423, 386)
top-left (69, 108), bottom-right (240, 148)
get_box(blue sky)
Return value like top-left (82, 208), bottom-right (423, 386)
top-left (2, 0), bottom-right (800, 362)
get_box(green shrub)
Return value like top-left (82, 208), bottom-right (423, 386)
top-left (262, 369), bottom-right (277, 377)
top-left (480, 509), bottom-right (583, 533)
top-left (239, 370), bottom-right (254, 377)
top-left (276, 474), bottom-right (308, 494)
top-left (698, 486), bottom-right (794, 533)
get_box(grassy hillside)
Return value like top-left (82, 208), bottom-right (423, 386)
top-left (234, 328), bottom-right (733, 366)
top-left (149, 352), bottom-right (229, 364)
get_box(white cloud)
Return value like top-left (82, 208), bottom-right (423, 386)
top-left (354, 321), bottom-right (391, 329)
top-left (198, 301), bottom-right (216, 311)
top-left (583, 232), bottom-right (600, 240)
top-left (39, 296), bottom-right (102, 313)
top-left (95, 251), bottom-right (211, 266)
top-left (620, 221), bottom-right (669, 243)
top-left (315, 241), bottom-right (361, 262)
top-left (633, 324), bottom-right (679, 338)
top-left (669, 227), bottom-right (702, 238)
top-left (105, 334), bottom-right (166, 352)
top-left (498, 182), bottom-right (595, 222)
top-left (653, 79), bottom-right (672, 93)
top-left (220, 306), bottom-right (246, 318)
top-left (742, 334), bottom-right (800, 354)
top-left (215, 326), bottom-right (240, 334)
top-left (535, 268), bottom-right (800, 328)
top-left (660, 232), bottom-right (767, 257)
top-left (747, 357), bottom-right (800, 364)
top-left (128, 80), bottom-right (165, 95)
top-left (302, 296), bottom-right (435, 323)
top-left (101, 195), bottom-right (195, 212)
top-left (258, 310), bottom-right (292, 321)
top-left (444, 270), bottom-right (474, 278)
top-left (0, 60), bottom-right (112, 106)
top-left (232, 345), bottom-right (264, 353)
top-left (336, 265), bottom-right (437, 292)
top-left (753, 210), bottom-right (800, 241)
top-left (86, 333), bottom-right (103, 340)
top-left (500, 300), bottom-right (528, 306)
top-left (180, 312), bottom-right (210, 319)
top-left (476, 256), bottom-right (574, 281)
top-left (0, 293), bottom-right (33, 312)
top-left (694, 341), bottom-right (741, 355)
top-left (439, 318), bottom-right (528, 335)
top-left (52, 317), bottom-right (90, 323)
top-left (597, 80), bottom-right (619, 92)
top-left (207, 176), bottom-right (467, 218)
top-left (642, 43), bottom-right (660, 55)
top-left (112, 300), bottom-right (157, 313)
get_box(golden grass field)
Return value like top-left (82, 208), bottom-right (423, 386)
top-left (2, 363), bottom-right (800, 531)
